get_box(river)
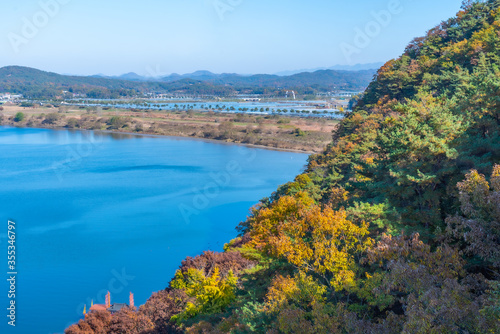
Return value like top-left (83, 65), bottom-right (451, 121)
top-left (0, 126), bottom-right (308, 333)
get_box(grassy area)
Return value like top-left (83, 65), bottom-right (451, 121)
top-left (0, 104), bottom-right (339, 153)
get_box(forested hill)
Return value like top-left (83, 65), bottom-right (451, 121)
top-left (66, 1), bottom-right (500, 333)
top-left (0, 66), bottom-right (374, 99)
top-left (0, 66), bottom-right (234, 98)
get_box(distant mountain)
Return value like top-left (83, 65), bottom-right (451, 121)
top-left (117, 72), bottom-right (146, 81)
top-left (94, 64), bottom-right (382, 82)
top-left (202, 69), bottom-right (376, 89)
top-left (0, 66), bottom-right (141, 88)
top-left (93, 70), bottom-right (239, 82)
top-left (160, 70), bottom-right (229, 82)
top-left (92, 72), bottom-right (154, 82)
top-left (155, 69), bottom-right (376, 90)
top-left (275, 62), bottom-right (385, 76)
top-left (0, 65), bottom-right (376, 99)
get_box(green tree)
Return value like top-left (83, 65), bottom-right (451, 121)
top-left (14, 112), bottom-right (25, 122)
top-left (374, 93), bottom-right (466, 236)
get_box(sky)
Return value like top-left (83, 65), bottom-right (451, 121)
top-left (0, 0), bottom-right (464, 76)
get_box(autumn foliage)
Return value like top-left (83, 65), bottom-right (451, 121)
top-left (67, 1), bottom-right (500, 333)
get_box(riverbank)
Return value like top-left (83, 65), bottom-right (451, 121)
top-left (0, 104), bottom-right (339, 153)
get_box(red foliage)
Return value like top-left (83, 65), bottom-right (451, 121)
top-left (108, 307), bottom-right (154, 334)
top-left (138, 289), bottom-right (187, 333)
top-left (65, 311), bottom-right (112, 334)
top-left (404, 36), bottom-right (426, 57)
top-left (178, 250), bottom-right (254, 278)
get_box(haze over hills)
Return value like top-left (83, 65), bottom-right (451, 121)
top-left (0, 65), bottom-right (375, 99)
top-left (92, 63), bottom-right (384, 82)
top-left (155, 69), bottom-right (376, 88)
top-left (274, 62), bottom-right (386, 76)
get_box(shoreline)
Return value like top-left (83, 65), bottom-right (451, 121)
top-left (96, 129), bottom-right (317, 154)
top-left (0, 104), bottom-right (337, 153)
top-left (0, 124), bottom-right (317, 155)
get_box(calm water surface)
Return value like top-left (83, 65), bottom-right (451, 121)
top-left (0, 126), bottom-right (308, 333)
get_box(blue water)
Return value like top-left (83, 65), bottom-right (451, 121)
top-left (66, 99), bottom-right (343, 116)
top-left (0, 126), bottom-right (308, 334)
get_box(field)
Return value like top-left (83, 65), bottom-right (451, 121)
top-left (0, 104), bottom-right (339, 153)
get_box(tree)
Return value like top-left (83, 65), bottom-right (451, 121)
top-left (14, 112), bottom-right (25, 122)
top-left (108, 307), bottom-right (154, 334)
top-left (138, 289), bottom-right (187, 333)
top-left (42, 113), bottom-right (60, 125)
top-left (363, 233), bottom-right (486, 333)
top-left (249, 192), bottom-right (373, 291)
top-left (446, 165), bottom-right (500, 268)
top-left (64, 310), bottom-right (112, 334)
top-left (66, 118), bottom-right (80, 129)
top-left (374, 93), bottom-right (466, 235)
top-left (170, 267), bottom-right (238, 323)
top-left (107, 116), bottom-right (126, 130)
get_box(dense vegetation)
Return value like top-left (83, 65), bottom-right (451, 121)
top-left (66, 1), bottom-right (500, 333)
top-left (0, 66), bottom-right (373, 99)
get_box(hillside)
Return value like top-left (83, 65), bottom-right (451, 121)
top-left (205, 70), bottom-right (375, 90)
top-left (0, 66), bottom-right (232, 99)
top-left (0, 66), bottom-right (374, 99)
top-left (66, 1), bottom-right (500, 333)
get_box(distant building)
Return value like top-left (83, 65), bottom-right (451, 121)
top-left (86, 291), bottom-right (135, 316)
top-left (0, 93), bottom-right (23, 101)
top-left (333, 91), bottom-right (363, 98)
top-left (331, 99), bottom-right (350, 110)
top-left (237, 94), bottom-right (262, 102)
top-left (107, 303), bottom-right (128, 314)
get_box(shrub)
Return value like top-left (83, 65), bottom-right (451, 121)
top-left (42, 113), bottom-right (60, 125)
top-left (134, 123), bottom-right (144, 132)
top-left (138, 289), bottom-right (187, 332)
top-left (170, 267), bottom-right (237, 322)
top-left (66, 118), bottom-right (79, 129)
top-left (179, 251), bottom-right (254, 277)
top-left (14, 112), bottom-right (25, 122)
top-left (107, 116), bottom-right (126, 129)
top-left (294, 128), bottom-right (306, 136)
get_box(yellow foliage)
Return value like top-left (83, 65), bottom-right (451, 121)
top-left (325, 186), bottom-right (349, 208)
top-left (265, 271), bottom-right (326, 313)
top-left (170, 267), bottom-right (237, 322)
top-left (265, 275), bottom-right (299, 312)
top-left (492, 164), bottom-right (500, 192)
top-left (457, 169), bottom-right (490, 201)
top-left (250, 192), bottom-right (373, 291)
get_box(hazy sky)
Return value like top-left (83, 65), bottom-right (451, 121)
top-left (0, 0), bottom-right (464, 76)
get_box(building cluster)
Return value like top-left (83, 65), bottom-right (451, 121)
top-left (330, 99), bottom-right (350, 110)
top-left (0, 93), bottom-right (23, 102)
